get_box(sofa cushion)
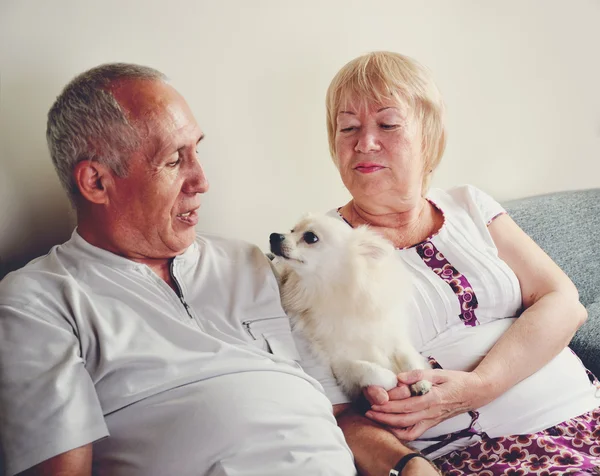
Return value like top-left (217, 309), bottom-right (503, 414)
top-left (504, 188), bottom-right (600, 378)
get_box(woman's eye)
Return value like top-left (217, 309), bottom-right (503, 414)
top-left (339, 126), bottom-right (357, 133)
top-left (380, 123), bottom-right (398, 130)
top-left (303, 231), bottom-right (319, 244)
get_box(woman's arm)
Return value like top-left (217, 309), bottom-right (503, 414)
top-left (333, 404), bottom-right (441, 476)
top-left (363, 214), bottom-right (587, 437)
top-left (471, 213), bottom-right (587, 396)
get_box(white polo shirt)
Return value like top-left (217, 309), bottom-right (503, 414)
top-left (0, 231), bottom-right (355, 476)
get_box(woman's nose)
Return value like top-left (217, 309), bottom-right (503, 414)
top-left (354, 130), bottom-right (381, 153)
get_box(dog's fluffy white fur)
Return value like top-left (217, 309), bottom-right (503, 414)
top-left (270, 214), bottom-right (431, 399)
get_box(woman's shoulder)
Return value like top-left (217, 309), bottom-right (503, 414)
top-left (428, 184), bottom-right (505, 225)
top-left (428, 184), bottom-right (493, 203)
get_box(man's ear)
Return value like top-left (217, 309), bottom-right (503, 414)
top-left (73, 160), bottom-right (113, 205)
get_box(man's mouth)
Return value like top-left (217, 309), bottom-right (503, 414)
top-left (175, 209), bottom-right (199, 226)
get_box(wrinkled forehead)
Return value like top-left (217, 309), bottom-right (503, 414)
top-left (110, 79), bottom-right (200, 149)
top-left (336, 87), bottom-right (411, 118)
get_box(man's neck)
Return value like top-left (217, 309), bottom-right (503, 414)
top-left (77, 217), bottom-right (178, 292)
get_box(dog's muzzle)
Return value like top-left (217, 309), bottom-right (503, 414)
top-left (269, 233), bottom-right (286, 257)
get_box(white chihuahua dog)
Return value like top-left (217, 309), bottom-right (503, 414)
top-left (269, 214), bottom-right (431, 399)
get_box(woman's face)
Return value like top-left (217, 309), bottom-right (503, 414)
top-left (334, 97), bottom-right (425, 207)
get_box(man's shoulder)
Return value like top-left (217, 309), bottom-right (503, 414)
top-left (195, 232), bottom-right (267, 261)
top-left (0, 246), bottom-right (70, 302)
top-left (193, 232), bottom-right (276, 279)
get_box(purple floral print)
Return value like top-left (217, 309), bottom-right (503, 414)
top-left (416, 241), bottom-right (479, 326)
top-left (434, 407), bottom-right (600, 475)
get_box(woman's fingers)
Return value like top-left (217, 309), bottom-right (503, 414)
top-left (388, 420), bottom-right (436, 441)
top-left (363, 385), bottom-right (390, 405)
top-left (387, 384), bottom-right (412, 401)
top-left (371, 389), bottom-right (437, 414)
top-left (396, 368), bottom-right (443, 386)
top-left (363, 381), bottom-right (413, 405)
top-left (365, 408), bottom-right (431, 428)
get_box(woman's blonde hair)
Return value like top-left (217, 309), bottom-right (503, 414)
top-left (326, 51), bottom-right (446, 191)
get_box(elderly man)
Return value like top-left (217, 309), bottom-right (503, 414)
top-left (0, 64), bottom-right (357, 476)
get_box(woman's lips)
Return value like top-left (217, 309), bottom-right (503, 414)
top-left (355, 164), bottom-right (385, 174)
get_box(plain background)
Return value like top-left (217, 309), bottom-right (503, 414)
top-left (1, 0), bottom-right (599, 279)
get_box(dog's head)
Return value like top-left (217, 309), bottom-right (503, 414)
top-left (269, 214), bottom-right (393, 279)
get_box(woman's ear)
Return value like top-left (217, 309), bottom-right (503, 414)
top-left (73, 160), bottom-right (112, 205)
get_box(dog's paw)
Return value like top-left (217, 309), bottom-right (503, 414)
top-left (364, 368), bottom-right (399, 391)
top-left (410, 379), bottom-right (432, 396)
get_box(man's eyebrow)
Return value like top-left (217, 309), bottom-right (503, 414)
top-left (175, 134), bottom-right (205, 153)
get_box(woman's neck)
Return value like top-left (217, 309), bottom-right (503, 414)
top-left (345, 198), bottom-right (427, 229)
top-left (340, 198), bottom-right (442, 249)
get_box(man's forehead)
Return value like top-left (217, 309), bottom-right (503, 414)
top-left (107, 79), bottom-right (203, 165)
top-left (109, 79), bottom-right (180, 119)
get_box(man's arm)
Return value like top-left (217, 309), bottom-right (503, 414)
top-left (333, 404), bottom-right (440, 476)
top-left (18, 444), bottom-right (92, 476)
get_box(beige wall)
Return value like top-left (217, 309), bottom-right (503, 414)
top-left (1, 0), bottom-right (599, 278)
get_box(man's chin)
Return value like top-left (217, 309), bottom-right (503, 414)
top-left (171, 230), bottom-right (196, 254)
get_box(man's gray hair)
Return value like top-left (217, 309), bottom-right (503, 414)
top-left (46, 63), bottom-right (167, 205)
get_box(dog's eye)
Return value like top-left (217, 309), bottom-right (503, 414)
top-left (303, 231), bottom-right (319, 244)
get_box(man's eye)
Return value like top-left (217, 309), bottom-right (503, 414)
top-left (303, 231), bottom-right (319, 244)
top-left (167, 158), bottom-right (181, 167)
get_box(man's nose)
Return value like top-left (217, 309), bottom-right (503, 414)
top-left (185, 160), bottom-right (210, 194)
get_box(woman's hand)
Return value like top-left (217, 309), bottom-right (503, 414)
top-left (363, 368), bottom-right (489, 441)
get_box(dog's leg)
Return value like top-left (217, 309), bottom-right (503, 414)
top-left (392, 346), bottom-right (432, 396)
top-left (330, 359), bottom-right (398, 399)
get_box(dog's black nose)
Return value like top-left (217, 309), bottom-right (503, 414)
top-left (270, 233), bottom-right (285, 244)
top-left (269, 233), bottom-right (285, 256)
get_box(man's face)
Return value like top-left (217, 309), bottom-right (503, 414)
top-left (106, 80), bottom-right (209, 259)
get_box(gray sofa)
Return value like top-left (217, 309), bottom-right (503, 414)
top-left (504, 188), bottom-right (600, 378)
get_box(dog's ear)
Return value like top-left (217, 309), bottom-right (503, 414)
top-left (354, 227), bottom-right (392, 260)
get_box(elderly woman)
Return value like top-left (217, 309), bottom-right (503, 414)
top-left (300, 51), bottom-right (600, 476)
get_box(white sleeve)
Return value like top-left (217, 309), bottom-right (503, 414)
top-left (291, 329), bottom-right (351, 406)
top-left (0, 277), bottom-right (108, 476)
top-left (449, 184), bottom-right (507, 226)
